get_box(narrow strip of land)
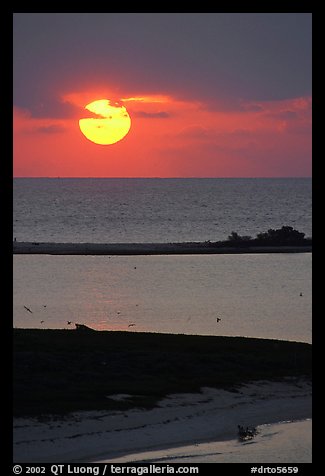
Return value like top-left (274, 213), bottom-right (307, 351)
top-left (13, 241), bottom-right (312, 255)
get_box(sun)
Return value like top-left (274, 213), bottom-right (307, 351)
top-left (79, 99), bottom-right (131, 145)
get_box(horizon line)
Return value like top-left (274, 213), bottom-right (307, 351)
top-left (13, 176), bottom-right (312, 180)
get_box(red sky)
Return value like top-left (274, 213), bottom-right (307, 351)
top-left (13, 14), bottom-right (312, 178)
top-left (13, 91), bottom-right (312, 177)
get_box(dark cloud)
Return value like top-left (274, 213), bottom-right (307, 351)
top-left (265, 110), bottom-right (298, 120)
top-left (177, 125), bottom-right (211, 138)
top-left (176, 125), bottom-right (253, 140)
top-left (13, 13), bottom-right (311, 118)
top-left (16, 95), bottom-right (79, 119)
top-left (133, 111), bottom-right (170, 118)
top-left (238, 103), bottom-right (265, 113)
top-left (35, 124), bottom-right (66, 134)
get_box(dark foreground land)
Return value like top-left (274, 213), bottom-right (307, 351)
top-left (14, 329), bottom-right (312, 418)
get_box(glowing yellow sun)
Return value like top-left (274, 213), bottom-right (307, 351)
top-left (79, 99), bottom-right (131, 145)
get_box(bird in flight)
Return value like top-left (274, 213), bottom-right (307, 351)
top-left (128, 323), bottom-right (136, 327)
top-left (216, 318), bottom-right (222, 322)
top-left (40, 320), bottom-right (44, 324)
top-left (67, 321), bottom-right (72, 325)
top-left (24, 306), bottom-right (33, 314)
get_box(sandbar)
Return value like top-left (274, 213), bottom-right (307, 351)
top-left (13, 241), bottom-right (312, 255)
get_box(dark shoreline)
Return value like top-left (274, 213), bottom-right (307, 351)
top-left (14, 329), bottom-right (312, 417)
top-left (13, 241), bottom-right (312, 255)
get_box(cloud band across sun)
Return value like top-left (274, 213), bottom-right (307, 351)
top-left (79, 99), bottom-right (131, 145)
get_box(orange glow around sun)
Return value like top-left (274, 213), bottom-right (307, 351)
top-left (13, 90), bottom-right (312, 177)
top-left (79, 99), bottom-right (131, 145)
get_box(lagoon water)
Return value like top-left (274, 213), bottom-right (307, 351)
top-left (13, 253), bottom-right (311, 343)
top-left (100, 419), bottom-right (312, 464)
top-left (118, 420), bottom-right (312, 464)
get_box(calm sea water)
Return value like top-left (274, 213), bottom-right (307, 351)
top-left (13, 178), bottom-right (312, 243)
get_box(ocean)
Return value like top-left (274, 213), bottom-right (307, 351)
top-left (13, 178), bottom-right (312, 244)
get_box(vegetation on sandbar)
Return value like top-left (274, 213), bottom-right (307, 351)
top-left (208, 226), bottom-right (312, 248)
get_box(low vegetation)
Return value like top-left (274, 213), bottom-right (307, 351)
top-left (14, 329), bottom-right (312, 417)
top-left (217, 226), bottom-right (311, 247)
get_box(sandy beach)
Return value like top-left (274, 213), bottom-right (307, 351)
top-left (13, 378), bottom-right (311, 463)
top-left (102, 419), bottom-right (312, 463)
